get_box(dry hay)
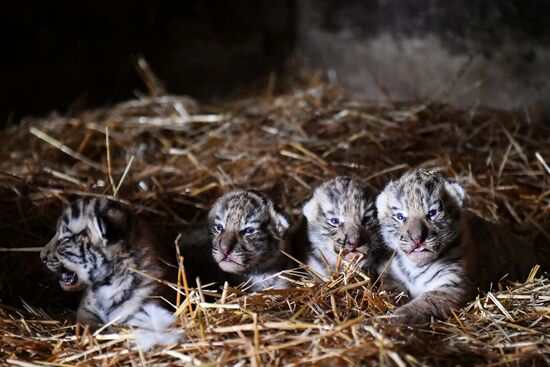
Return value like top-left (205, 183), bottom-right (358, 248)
top-left (1, 83), bottom-right (549, 366)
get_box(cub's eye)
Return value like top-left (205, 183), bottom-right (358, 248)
top-left (394, 213), bottom-right (406, 222)
top-left (427, 209), bottom-right (438, 219)
top-left (215, 224), bottom-right (224, 232)
top-left (244, 227), bottom-right (255, 235)
top-left (58, 237), bottom-right (71, 245)
top-left (329, 217), bottom-right (341, 226)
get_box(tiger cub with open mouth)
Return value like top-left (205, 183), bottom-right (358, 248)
top-left (207, 190), bottom-right (292, 292)
top-left (376, 168), bottom-right (541, 324)
top-left (40, 198), bottom-right (179, 350)
top-left (300, 176), bottom-right (387, 278)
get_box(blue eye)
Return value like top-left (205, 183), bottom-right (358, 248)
top-left (428, 209), bottom-right (438, 218)
top-left (329, 218), bottom-right (340, 226)
top-left (395, 213), bottom-right (406, 222)
top-left (215, 224), bottom-right (224, 232)
top-left (244, 227), bottom-right (255, 234)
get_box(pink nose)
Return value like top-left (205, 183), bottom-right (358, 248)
top-left (344, 243), bottom-right (360, 254)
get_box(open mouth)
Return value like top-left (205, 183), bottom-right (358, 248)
top-left (59, 270), bottom-right (78, 285)
top-left (56, 266), bottom-right (82, 291)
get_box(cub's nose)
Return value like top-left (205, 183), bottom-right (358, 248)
top-left (343, 233), bottom-right (366, 248)
top-left (348, 243), bottom-right (359, 251)
top-left (40, 247), bottom-right (49, 263)
top-left (220, 246), bottom-right (233, 256)
top-left (219, 232), bottom-right (238, 255)
top-left (409, 232), bottom-right (427, 245)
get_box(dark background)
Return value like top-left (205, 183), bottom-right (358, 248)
top-left (2, 0), bottom-right (550, 124)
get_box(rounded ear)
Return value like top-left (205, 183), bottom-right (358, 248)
top-left (274, 211), bottom-right (290, 234)
top-left (92, 205), bottom-right (131, 245)
top-left (206, 205), bottom-right (217, 225)
top-left (444, 180), bottom-right (465, 207)
top-left (375, 190), bottom-right (389, 217)
top-left (302, 197), bottom-right (316, 221)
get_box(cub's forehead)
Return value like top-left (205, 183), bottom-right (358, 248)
top-left (214, 191), bottom-right (271, 221)
top-left (389, 173), bottom-right (443, 208)
top-left (314, 177), bottom-right (371, 210)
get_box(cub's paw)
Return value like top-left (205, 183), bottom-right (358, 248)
top-left (392, 305), bottom-right (431, 325)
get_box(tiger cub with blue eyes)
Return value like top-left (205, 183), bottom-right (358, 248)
top-left (301, 176), bottom-right (387, 278)
top-left (376, 169), bottom-right (541, 324)
top-left (40, 198), bottom-right (180, 350)
top-left (208, 190), bottom-right (292, 292)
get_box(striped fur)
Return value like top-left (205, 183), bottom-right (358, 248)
top-left (40, 198), bottom-right (176, 343)
top-left (207, 190), bottom-right (291, 291)
top-left (302, 176), bottom-right (386, 278)
top-left (376, 169), bottom-right (539, 324)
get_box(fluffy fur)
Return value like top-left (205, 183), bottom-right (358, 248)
top-left (301, 176), bottom-right (387, 278)
top-left (40, 198), bottom-right (179, 349)
top-left (207, 190), bottom-right (291, 291)
top-left (376, 169), bottom-right (540, 324)
top-left (129, 303), bottom-right (181, 351)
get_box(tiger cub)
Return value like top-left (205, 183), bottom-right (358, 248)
top-left (207, 190), bottom-right (292, 292)
top-left (300, 176), bottom-right (387, 278)
top-left (40, 198), bottom-right (179, 349)
top-left (376, 168), bottom-right (540, 324)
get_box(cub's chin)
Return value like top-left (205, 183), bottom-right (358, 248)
top-left (343, 252), bottom-right (364, 261)
top-left (217, 259), bottom-right (247, 274)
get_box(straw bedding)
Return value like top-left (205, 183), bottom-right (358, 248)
top-left (1, 84), bottom-right (549, 366)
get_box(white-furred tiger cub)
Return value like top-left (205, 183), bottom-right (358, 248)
top-left (299, 176), bottom-right (387, 278)
top-left (376, 168), bottom-right (542, 324)
top-left (40, 197), bottom-right (180, 350)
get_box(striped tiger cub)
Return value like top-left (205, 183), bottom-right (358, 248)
top-left (376, 168), bottom-right (540, 324)
top-left (207, 190), bottom-right (292, 291)
top-left (40, 198), bottom-right (179, 350)
top-left (300, 176), bottom-right (387, 278)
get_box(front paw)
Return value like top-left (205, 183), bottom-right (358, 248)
top-left (76, 311), bottom-right (101, 331)
top-left (392, 304), bottom-right (431, 325)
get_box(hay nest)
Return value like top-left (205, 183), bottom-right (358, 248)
top-left (1, 83), bottom-right (549, 366)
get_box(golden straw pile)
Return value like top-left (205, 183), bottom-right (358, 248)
top-left (1, 83), bottom-right (549, 366)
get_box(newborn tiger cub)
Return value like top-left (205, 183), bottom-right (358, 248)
top-left (208, 190), bottom-right (291, 292)
top-left (376, 169), bottom-right (540, 324)
top-left (40, 198), bottom-right (179, 350)
top-left (301, 176), bottom-right (386, 278)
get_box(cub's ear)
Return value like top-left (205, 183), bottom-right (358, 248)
top-left (302, 196), bottom-right (316, 221)
top-left (375, 189), bottom-right (389, 218)
top-left (275, 211), bottom-right (290, 234)
top-left (92, 204), bottom-right (131, 245)
top-left (444, 180), bottom-right (465, 207)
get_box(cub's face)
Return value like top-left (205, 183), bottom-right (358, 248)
top-left (40, 198), bottom-right (132, 291)
top-left (376, 169), bottom-right (465, 265)
top-left (208, 190), bottom-right (290, 274)
top-left (303, 176), bottom-right (381, 262)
